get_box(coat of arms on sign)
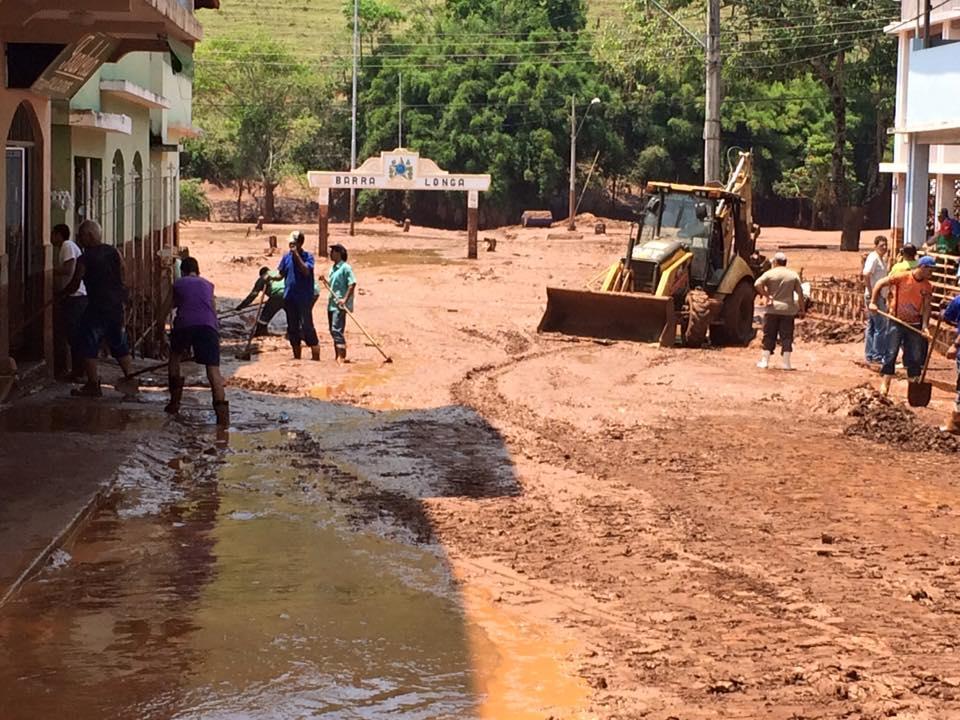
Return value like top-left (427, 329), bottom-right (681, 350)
top-left (389, 158), bottom-right (414, 180)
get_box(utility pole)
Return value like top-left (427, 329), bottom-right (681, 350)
top-left (568, 95), bottom-right (577, 231)
top-left (704, 0), bottom-right (721, 185)
top-left (349, 0), bottom-right (359, 237)
top-left (398, 72), bottom-right (403, 148)
top-left (646, 1), bottom-right (719, 184)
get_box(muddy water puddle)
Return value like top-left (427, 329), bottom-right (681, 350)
top-left (353, 248), bottom-right (459, 268)
top-left (0, 400), bottom-right (165, 433)
top-left (0, 426), bottom-right (585, 719)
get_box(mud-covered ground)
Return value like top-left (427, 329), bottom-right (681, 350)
top-left (5, 218), bottom-right (960, 720)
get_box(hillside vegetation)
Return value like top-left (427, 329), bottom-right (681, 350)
top-left (188, 0), bottom-right (898, 242)
top-left (197, 0), bottom-right (626, 51)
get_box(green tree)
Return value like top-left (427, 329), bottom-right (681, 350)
top-left (718, 0), bottom-right (897, 247)
top-left (342, 0), bottom-right (404, 55)
top-left (190, 35), bottom-right (344, 221)
top-left (356, 0), bottom-right (625, 224)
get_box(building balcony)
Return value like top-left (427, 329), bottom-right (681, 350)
top-left (0, 0), bottom-right (205, 45)
top-left (100, 80), bottom-right (171, 110)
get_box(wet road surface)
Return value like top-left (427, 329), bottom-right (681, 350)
top-left (0, 408), bottom-right (587, 719)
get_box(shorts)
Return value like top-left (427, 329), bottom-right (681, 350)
top-left (170, 325), bottom-right (221, 366)
top-left (78, 310), bottom-right (129, 360)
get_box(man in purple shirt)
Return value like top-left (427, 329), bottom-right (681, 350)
top-left (165, 256), bottom-right (228, 426)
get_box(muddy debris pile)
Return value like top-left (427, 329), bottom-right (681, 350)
top-left (798, 317), bottom-right (862, 344)
top-left (832, 385), bottom-right (960, 452)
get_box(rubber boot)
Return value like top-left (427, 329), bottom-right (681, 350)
top-left (165, 377), bottom-right (185, 414)
top-left (782, 352), bottom-right (794, 371)
top-left (879, 375), bottom-right (892, 396)
top-left (757, 350), bottom-right (771, 369)
top-left (71, 381), bottom-right (102, 398)
top-left (310, 345), bottom-right (321, 361)
top-left (213, 400), bottom-right (230, 427)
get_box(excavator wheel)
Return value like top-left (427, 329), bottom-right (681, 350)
top-left (711, 281), bottom-right (757, 346)
top-left (684, 288), bottom-right (721, 348)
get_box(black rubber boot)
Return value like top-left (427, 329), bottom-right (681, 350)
top-left (165, 377), bottom-right (185, 414)
top-left (71, 381), bottom-right (102, 398)
top-left (213, 400), bottom-right (230, 427)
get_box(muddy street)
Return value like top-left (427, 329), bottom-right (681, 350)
top-left (2, 220), bottom-right (960, 719)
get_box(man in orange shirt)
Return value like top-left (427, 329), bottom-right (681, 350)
top-left (869, 256), bottom-right (935, 396)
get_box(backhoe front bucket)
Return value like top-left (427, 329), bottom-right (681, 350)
top-left (537, 287), bottom-right (676, 346)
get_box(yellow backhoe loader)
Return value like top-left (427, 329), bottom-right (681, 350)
top-left (538, 150), bottom-right (762, 347)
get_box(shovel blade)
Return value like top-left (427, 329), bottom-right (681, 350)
top-left (908, 381), bottom-right (932, 408)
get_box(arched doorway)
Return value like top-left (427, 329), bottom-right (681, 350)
top-left (111, 149), bottom-right (125, 245)
top-left (6, 101), bottom-right (43, 361)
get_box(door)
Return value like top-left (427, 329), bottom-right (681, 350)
top-left (6, 147), bottom-right (26, 353)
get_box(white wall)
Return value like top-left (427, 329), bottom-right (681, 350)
top-left (906, 40), bottom-right (960, 129)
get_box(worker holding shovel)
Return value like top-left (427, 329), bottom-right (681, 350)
top-left (870, 256), bottom-right (935, 396)
top-left (164, 256), bottom-right (228, 426)
top-left (327, 244), bottom-right (356, 364)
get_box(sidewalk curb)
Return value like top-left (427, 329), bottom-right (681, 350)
top-left (0, 481), bottom-right (115, 609)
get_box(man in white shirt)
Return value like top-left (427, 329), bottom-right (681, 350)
top-left (52, 223), bottom-right (87, 379)
top-left (862, 235), bottom-right (889, 364)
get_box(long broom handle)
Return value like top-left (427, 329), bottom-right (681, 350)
top-left (876, 310), bottom-right (933, 340)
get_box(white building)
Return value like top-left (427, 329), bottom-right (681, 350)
top-left (883, 1), bottom-right (960, 246)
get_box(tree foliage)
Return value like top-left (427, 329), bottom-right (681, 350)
top-left (185, 0), bottom-right (900, 235)
top-left (186, 35), bottom-right (350, 221)
top-left (356, 0), bottom-right (626, 224)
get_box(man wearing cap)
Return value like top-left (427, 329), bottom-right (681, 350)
top-left (278, 230), bottom-right (320, 360)
top-left (754, 251), bottom-right (805, 370)
top-left (326, 244), bottom-right (356, 364)
top-left (870, 256), bottom-right (935, 396)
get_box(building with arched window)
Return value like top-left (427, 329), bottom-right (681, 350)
top-left (0, 0), bottom-right (216, 378)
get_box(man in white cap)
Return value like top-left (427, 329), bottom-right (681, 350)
top-left (754, 251), bottom-right (805, 370)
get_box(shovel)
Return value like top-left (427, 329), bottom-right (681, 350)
top-left (908, 313), bottom-right (945, 408)
top-left (235, 291), bottom-right (266, 361)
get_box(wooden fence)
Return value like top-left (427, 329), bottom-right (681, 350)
top-left (807, 251), bottom-right (960, 355)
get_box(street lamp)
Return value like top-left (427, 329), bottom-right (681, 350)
top-left (568, 96), bottom-right (601, 231)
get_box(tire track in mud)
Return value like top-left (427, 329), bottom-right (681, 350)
top-left (442, 344), bottom-right (960, 718)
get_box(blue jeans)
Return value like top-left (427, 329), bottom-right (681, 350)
top-left (864, 294), bottom-right (889, 362)
top-left (881, 322), bottom-right (927, 378)
top-left (328, 308), bottom-right (346, 350)
top-left (284, 297), bottom-right (319, 348)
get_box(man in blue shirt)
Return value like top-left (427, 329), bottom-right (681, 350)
top-left (942, 295), bottom-right (960, 433)
top-left (327, 243), bottom-right (357, 364)
top-left (278, 231), bottom-right (320, 360)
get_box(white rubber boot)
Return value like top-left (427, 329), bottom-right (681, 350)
top-left (879, 375), bottom-right (892, 396)
top-left (757, 350), bottom-right (771, 369)
top-left (782, 352), bottom-right (794, 371)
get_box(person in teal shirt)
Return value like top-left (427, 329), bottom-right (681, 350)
top-left (327, 243), bottom-right (356, 363)
top-left (236, 266), bottom-right (286, 336)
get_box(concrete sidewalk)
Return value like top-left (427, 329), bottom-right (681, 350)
top-left (0, 392), bottom-right (170, 604)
